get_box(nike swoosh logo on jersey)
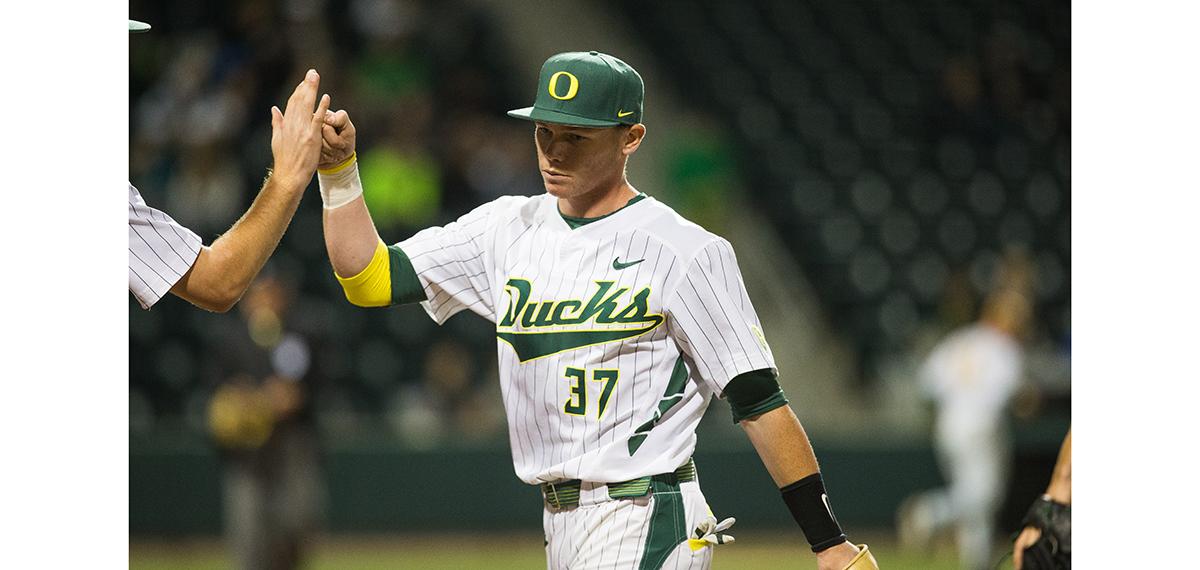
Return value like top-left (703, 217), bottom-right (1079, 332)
top-left (612, 257), bottom-right (644, 270)
top-left (617, 110), bottom-right (634, 117)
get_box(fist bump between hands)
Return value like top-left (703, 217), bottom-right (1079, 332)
top-left (319, 109), bottom-right (357, 171)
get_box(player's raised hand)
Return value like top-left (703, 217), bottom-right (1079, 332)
top-left (269, 69), bottom-right (332, 190)
top-left (319, 109), bottom-right (357, 170)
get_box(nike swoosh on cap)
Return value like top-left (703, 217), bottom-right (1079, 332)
top-left (617, 110), bottom-right (634, 117)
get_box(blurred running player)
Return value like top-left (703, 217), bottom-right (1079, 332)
top-left (899, 287), bottom-right (1032, 570)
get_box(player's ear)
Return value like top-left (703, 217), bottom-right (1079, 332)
top-left (622, 124), bottom-right (646, 156)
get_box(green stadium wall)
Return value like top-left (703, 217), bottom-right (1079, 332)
top-left (131, 421), bottom-right (1067, 536)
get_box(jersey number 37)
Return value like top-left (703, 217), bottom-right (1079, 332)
top-left (563, 367), bottom-right (618, 419)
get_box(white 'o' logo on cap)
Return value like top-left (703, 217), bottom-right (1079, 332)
top-left (548, 71), bottom-right (580, 101)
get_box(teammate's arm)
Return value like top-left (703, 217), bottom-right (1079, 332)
top-left (170, 70), bottom-right (331, 312)
top-left (172, 176), bottom-right (310, 312)
top-left (1044, 428), bottom-right (1072, 504)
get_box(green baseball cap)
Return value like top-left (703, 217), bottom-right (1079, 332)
top-left (507, 51), bottom-right (644, 127)
top-left (129, 20), bottom-right (151, 33)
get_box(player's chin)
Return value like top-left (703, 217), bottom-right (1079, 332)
top-left (542, 180), bottom-right (574, 197)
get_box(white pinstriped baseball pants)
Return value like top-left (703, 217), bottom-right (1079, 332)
top-left (543, 479), bottom-right (717, 570)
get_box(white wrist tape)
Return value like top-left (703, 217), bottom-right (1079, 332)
top-left (317, 153), bottom-right (363, 209)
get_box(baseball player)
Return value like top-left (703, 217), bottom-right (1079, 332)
top-left (318, 52), bottom-right (878, 570)
top-left (898, 287), bottom-right (1031, 570)
top-left (128, 20), bottom-right (331, 312)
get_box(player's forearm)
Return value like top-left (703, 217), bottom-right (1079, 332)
top-left (323, 196), bottom-right (383, 277)
top-left (740, 405), bottom-right (821, 486)
top-left (742, 405), bottom-right (862, 566)
top-left (1045, 429), bottom-right (1071, 504)
top-left (175, 174), bottom-right (305, 311)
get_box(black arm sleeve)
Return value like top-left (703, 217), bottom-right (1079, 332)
top-left (723, 368), bottom-right (788, 423)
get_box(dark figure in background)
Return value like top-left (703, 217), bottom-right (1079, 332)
top-left (1013, 428), bottom-right (1071, 569)
top-left (207, 274), bottom-right (323, 570)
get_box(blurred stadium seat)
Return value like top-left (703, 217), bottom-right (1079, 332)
top-left (619, 0), bottom-right (1070, 378)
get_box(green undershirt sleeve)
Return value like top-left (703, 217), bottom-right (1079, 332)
top-left (723, 368), bottom-right (789, 423)
top-left (386, 244), bottom-right (427, 305)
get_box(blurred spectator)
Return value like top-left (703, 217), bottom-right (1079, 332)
top-left (444, 111), bottom-right (542, 206)
top-left (897, 286), bottom-right (1032, 570)
top-left (165, 143), bottom-right (248, 235)
top-left (206, 274), bottom-right (324, 570)
top-left (938, 54), bottom-right (994, 141)
top-left (425, 338), bottom-right (506, 442)
top-left (359, 140), bottom-right (442, 231)
top-left (663, 120), bottom-right (741, 233)
top-left (384, 336), bottom-right (506, 447)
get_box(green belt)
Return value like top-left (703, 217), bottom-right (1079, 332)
top-left (541, 458), bottom-right (697, 509)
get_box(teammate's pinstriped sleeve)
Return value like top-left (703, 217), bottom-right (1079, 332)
top-left (665, 238), bottom-right (777, 395)
top-left (395, 199), bottom-right (499, 324)
top-left (128, 183), bottom-right (202, 310)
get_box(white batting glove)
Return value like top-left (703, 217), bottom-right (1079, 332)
top-left (688, 516), bottom-right (736, 551)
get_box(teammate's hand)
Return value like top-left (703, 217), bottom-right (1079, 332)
top-left (319, 108), bottom-right (357, 170)
top-left (269, 69), bottom-right (332, 191)
top-left (1012, 526), bottom-right (1041, 569)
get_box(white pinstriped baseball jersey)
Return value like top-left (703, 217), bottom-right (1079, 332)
top-left (128, 183), bottom-right (202, 309)
top-left (397, 193), bottom-right (776, 485)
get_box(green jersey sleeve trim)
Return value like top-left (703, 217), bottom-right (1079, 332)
top-left (386, 244), bottom-right (427, 305)
top-left (724, 368), bottom-right (789, 423)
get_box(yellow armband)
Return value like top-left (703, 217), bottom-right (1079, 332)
top-left (335, 241), bottom-right (392, 307)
